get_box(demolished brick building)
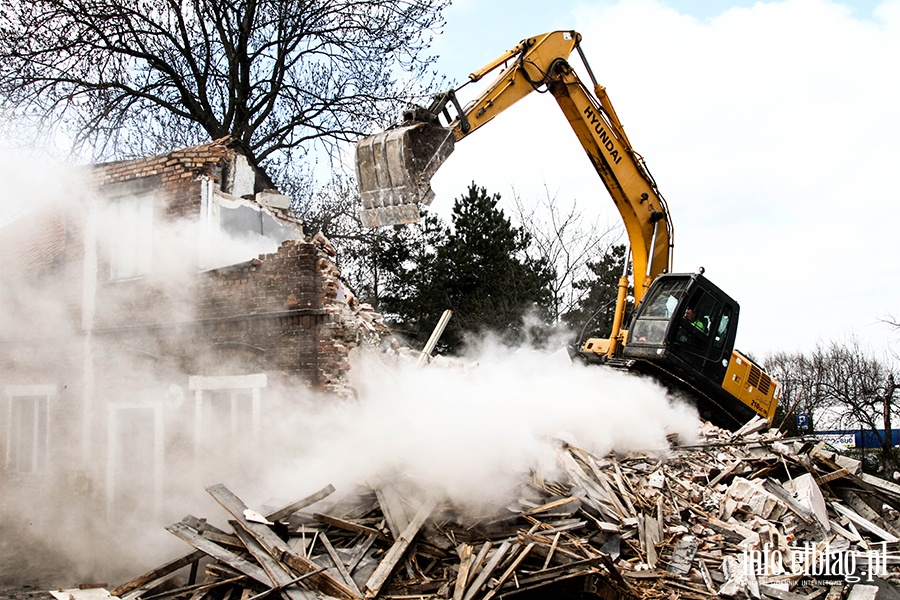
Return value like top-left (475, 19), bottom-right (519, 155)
top-left (0, 138), bottom-right (370, 518)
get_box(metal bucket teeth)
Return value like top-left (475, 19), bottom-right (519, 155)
top-left (355, 122), bottom-right (455, 228)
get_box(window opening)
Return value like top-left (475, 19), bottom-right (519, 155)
top-left (109, 192), bottom-right (154, 279)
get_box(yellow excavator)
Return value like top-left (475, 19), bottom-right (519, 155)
top-left (354, 31), bottom-right (780, 429)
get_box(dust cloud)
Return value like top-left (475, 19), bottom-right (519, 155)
top-left (251, 341), bottom-right (699, 519)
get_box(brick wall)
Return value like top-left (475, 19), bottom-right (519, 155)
top-left (84, 138), bottom-right (359, 394)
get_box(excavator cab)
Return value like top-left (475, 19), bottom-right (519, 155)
top-left (625, 273), bottom-right (738, 377)
top-left (619, 273), bottom-right (777, 428)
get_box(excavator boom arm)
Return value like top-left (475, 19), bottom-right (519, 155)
top-left (356, 30), bottom-right (674, 354)
top-left (357, 30), bottom-right (672, 294)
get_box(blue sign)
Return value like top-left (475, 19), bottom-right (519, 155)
top-left (796, 414), bottom-right (809, 429)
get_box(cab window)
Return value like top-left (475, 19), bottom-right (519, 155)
top-left (675, 290), bottom-right (719, 348)
top-left (712, 304), bottom-right (733, 350)
top-left (640, 279), bottom-right (690, 318)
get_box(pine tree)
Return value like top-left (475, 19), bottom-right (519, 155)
top-left (375, 183), bottom-right (555, 353)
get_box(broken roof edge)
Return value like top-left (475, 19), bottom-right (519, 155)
top-left (91, 136), bottom-right (277, 195)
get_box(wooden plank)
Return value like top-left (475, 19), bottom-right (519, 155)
top-left (556, 453), bottom-right (622, 521)
top-left (140, 575), bottom-right (246, 600)
top-left (230, 522), bottom-right (317, 600)
top-left (280, 552), bottom-right (361, 600)
top-left (519, 533), bottom-right (584, 563)
top-left (267, 484), bottom-right (337, 522)
top-left (523, 497), bottom-right (580, 516)
top-left (481, 543), bottom-right (534, 600)
top-left (541, 532), bottom-right (560, 570)
top-left (313, 513), bottom-right (391, 542)
top-left (201, 531), bottom-right (244, 549)
top-left (611, 459), bottom-right (637, 514)
top-left (467, 542), bottom-right (493, 587)
top-left (762, 479), bottom-right (816, 525)
top-left (346, 534), bottom-right (379, 575)
top-left (363, 498), bottom-right (436, 598)
top-left (205, 483), bottom-right (360, 600)
top-left (815, 468), bottom-right (850, 485)
top-left (514, 557), bottom-right (601, 586)
top-left (110, 549), bottom-right (205, 597)
top-left (841, 490), bottom-right (900, 539)
top-left (860, 473), bottom-right (900, 501)
top-left (462, 542), bottom-right (512, 600)
top-left (206, 484), bottom-right (291, 554)
top-left (452, 544), bottom-right (474, 600)
top-left (165, 522), bottom-right (271, 587)
top-left (182, 515), bottom-right (230, 536)
top-left (569, 449), bottom-right (631, 519)
top-left (374, 485), bottom-right (412, 540)
top-left (320, 532), bottom-right (364, 597)
top-left (708, 460), bottom-right (745, 488)
top-left (698, 559), bottom-right (716, 594)
top-left (831, 502), bottom-right (900, 542)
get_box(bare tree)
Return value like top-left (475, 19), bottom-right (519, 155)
top-left (814, 337), bottom-right (899, 473)
top-left (765, 350), bottom-right (837, 433)
top-left (0, 0), bottom-right (447, 184)
top-left (510, 187), bottom-right (622, 323)
top-left (769, 338), bottom-right (900, 473)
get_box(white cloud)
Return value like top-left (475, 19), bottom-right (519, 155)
top-left (428, 0), bottom-right (900, 357)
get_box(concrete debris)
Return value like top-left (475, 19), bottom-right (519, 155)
top-left (110, 422), bottom-right (900, 600)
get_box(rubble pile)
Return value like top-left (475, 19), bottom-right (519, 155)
top-left (111, 417), bottom-right (900, 600)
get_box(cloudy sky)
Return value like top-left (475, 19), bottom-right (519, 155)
top-left (418, 0), bottom-right (900, 359)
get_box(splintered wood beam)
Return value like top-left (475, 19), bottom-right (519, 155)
top-left (313, 512), bottom-right (391, 542)
top-left (230, 522), bottom-right (317, 600)
top-left (205, 483), bottom-right (361, 600)
top-left (319, 532), bottom-right (364, 597)
top-left (267, 484), bottom-right (337, 522)
top-left (110, 549), bottom-right (206, 597)
top-left (461, 541), bottom-right (512, 600)
top-left (279, 550), bottom-right (363, 600)
top-left (481, 542), bottom-right (534, 600)
top-left (452, 544), bottom-right (474, 600)
top-left (165, 522), bottom-right (270, 587)
top-left (374, 485), bottom-right (412, 540)
top-left (364, 498), bottom-right (437, 598)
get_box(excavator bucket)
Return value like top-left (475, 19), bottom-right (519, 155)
top-left (355, 120), bottom-right (455, 228)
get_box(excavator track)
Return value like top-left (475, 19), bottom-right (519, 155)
top-left (606, 357), bottom-right (755, 430)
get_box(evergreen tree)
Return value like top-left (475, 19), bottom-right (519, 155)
top-left (371, 213), bottom-right (450, 337)
top-left (436, 183), bottom-right (555, 349)
top-left (374, 183), bottom-right (555, 352)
